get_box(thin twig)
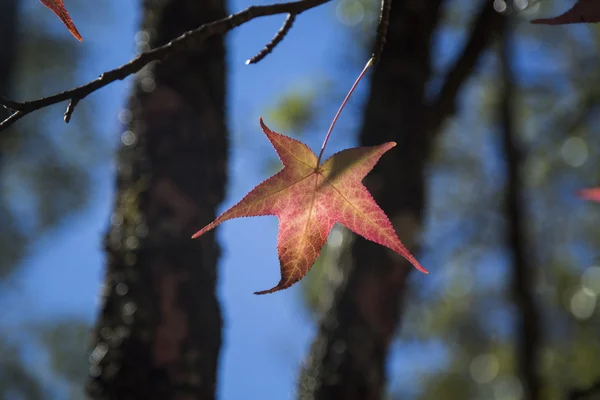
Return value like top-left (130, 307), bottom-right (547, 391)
top-left (371, 0), bottom-right (391, 64)
top-left (0, 0), bottom-right (330, 132)
top-left (246, 13), bottom-right (296, 64)
top-left (64, 98), bottom-right (79, 123)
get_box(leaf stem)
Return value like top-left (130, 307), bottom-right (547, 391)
top-left (316, 57), bottom-right (374, 166)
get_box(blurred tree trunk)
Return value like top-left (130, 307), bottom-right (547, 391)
top-left (0, 0), bottom-right (17, 119)
top-left (299, 1), bottom-right (444, 398)
top-left (500, 14), bottom-right (541, 400)
top-left (87, 0), bottom-right (228, 398)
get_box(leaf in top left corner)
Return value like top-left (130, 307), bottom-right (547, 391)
top-left (40, 0), bottom-right (83, 41)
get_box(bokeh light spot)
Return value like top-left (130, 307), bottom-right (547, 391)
top-left (470, 353), bottom-right (500, 383)
top-left (121, 130), bottom-right (136, 146)
top-left (570, 287), bottom-right (597, 320)
top-left (118, 109), bottom-right (133, 124)
top-left (140, 77), bottom-right (156, 92)
top-left (493, 0), bottom-right (507, 13)
top-left (336, 0), bottom-right (364, 27)
top-left (560, 137), bottom-right (588, 167)
top-left (514, 0), bottom-right (528, 11)
top-left (116, 282), bottom-right (129, 296)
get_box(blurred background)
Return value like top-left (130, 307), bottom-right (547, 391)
top-left (1, 0), bottom-right (600, 399)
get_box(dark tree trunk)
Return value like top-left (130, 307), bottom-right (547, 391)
top-left (299, 1), bottom-right (444, 398)
top-left (87, 0), bottom-right (228, 398)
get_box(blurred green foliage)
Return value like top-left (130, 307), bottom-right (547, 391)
top-left (267, 89), bottom-right (317, 135)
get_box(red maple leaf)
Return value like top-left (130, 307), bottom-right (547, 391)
top-left (40, 0), bottom-right (83, 41)
top-left (531, 0), bottom-right (600, 25)
top-left (578, 188), bottom-right (600, 202)
top-left (193, 118), bottom-right (427, 295)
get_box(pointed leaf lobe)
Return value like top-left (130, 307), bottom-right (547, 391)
top-left (40, 0), bottom-right (83, 41)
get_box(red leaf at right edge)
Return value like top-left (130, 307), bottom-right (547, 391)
top-left (40, 0), bottom-right (83, 41)
top-left (531, 0), bottom-right (600, 25)
top-left (579, 188), bottom-right (600, 203)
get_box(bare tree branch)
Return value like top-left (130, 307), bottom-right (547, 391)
top-left (0, 0), bottom-right (331, 132)
top-left (246, 13), bottom-right (296, 64)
